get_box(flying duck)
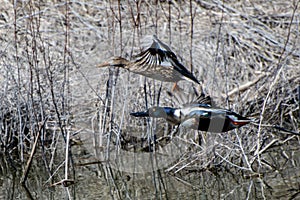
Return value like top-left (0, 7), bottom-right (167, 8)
top-left (130, 95), bottom-right (251, 133)
top-left (98, 35), bottom-right (200, 84)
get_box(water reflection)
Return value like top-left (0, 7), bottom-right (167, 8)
top-left (1, 130), bottom-right (300, 199)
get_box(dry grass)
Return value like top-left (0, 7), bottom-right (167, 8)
top-left (0, 0), bottom-right (299, 199)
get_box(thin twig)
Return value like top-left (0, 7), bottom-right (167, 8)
top-left (20, 117), bottom-right (48, 185)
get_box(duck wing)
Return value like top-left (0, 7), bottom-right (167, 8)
top-left (153, 36), bottom-right (200, 84)
top-left (167, 84), bottom-right (211, 108)
top-left (192, 94), bottom-right (212, 106)
top-left (132, 35), bottom-right (200, 84)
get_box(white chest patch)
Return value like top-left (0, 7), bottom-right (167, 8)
top-left (174, 109), bottom-right (181, 118)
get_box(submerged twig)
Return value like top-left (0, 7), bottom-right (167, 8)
top-left (20, 117), bottom-right (48, 185)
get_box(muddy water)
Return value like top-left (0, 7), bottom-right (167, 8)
top-left (1, 132), bottom-right (300, 200)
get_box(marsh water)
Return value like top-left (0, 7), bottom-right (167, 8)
top-left (1, 128), bottom-right (300, 200)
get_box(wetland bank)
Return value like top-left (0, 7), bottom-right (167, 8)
top-left (0, 0), bottom-right (299, 199)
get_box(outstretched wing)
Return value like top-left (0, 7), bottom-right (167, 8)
top-left (131, 35), bottom-right (200, 84)
top-left (193, 94), bottom-right (212, 106)
top-left (133, 41), bottom-right (167, 72)
top-left (152, 35), bottom-right (200, 84)
top-left (167, 84), bottom-right (211, 108)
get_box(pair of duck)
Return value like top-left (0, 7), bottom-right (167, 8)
top-left (98, 35), bottom-right (251, 133)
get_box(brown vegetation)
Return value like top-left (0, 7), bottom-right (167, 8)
top-left (0, 0), bottom-right (299, 199)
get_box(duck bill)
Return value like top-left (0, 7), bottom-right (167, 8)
top-left (130, 110), bottom-right (149, 117)
top-left (97, 61), bottom-right (110, 68)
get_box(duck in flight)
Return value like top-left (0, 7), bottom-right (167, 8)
top-left (98, 35), bottom-right (200, 84)
top-left (130, 94), bottom-right (251, 133)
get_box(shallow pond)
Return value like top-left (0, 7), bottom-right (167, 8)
top-left (1, 129), bottom-right (300, 200)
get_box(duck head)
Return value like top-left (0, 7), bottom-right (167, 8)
top-left (130, 107), bottom-right (173, 118)
top-left (97, 56), bottom-right (130, 68)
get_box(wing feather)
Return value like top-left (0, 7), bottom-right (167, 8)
top-left (130, 35), bottom-right (199, 84)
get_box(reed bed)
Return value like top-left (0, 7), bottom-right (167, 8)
top-left (0, 0), bottom-right (299, 199)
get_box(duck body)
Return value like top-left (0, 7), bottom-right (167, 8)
top-left (179, 106), bottom-right (251, 132)
top-left (130, 103), bottom-right (251, 133)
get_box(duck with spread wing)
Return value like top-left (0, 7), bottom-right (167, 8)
top-left (98, 35), bottom-right (200, 84)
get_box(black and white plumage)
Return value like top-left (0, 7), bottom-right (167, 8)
top-left (130, 95), bottom-right (251, 133)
